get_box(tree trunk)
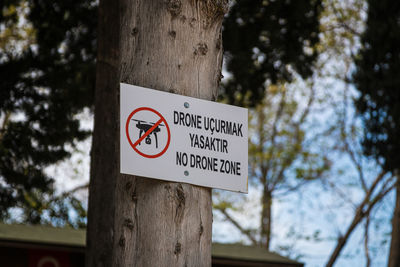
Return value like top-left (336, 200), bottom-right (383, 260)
top-left (86, 0), bottom-right (228, 266)
top-left (388, 176), bottom-right (400, 267)
top-left (261, 188), bottom-right (272, 250)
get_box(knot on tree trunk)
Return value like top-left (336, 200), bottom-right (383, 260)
top-left (207, 1), bottom-right (229, 15)
top-left (174, 184), bottom-right (186, 223)
top-left (200, 0), bottom-right (229, 16)
top-left (188, 0), bottom-right (229, 28)
top-left (167, 0), bottom-right (183, 16)
top-left (123, 218), bottom-right (135, 230)
top-left (174, 242), bottom-right (182, 255)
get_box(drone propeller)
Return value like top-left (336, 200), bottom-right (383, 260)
top-left (132, 119), bottom-right (147, 123)
top-left (133, 119), bottom-right (165, 127)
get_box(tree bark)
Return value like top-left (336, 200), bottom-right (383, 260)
top-left (86, 0), bottom-right (228, 266)
top-left (388, 176), bottom-right (400, 267)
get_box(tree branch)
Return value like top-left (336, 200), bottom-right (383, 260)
top-left (264, 85), bottom-right (287, 189)
top-left (364, 215), bottom-right (371, 267)
top-left (218, 208), bottom-right (258, 245)
top-left (271, 85), bottom-right (315, 190)
top-left (51, 182), bottom-right (89, 201)
top-left (325, 172), bottom-right (394, 267)
top-left (329, 1), bottom-right (363, 37)
top-left (0, 111), bottom-right (11, 142)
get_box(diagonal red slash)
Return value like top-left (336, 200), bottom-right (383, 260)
top-left (132, 118), bottom-right (163, 148)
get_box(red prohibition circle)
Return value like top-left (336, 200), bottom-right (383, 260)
top-left (125, 107), bottom-right (171, 158)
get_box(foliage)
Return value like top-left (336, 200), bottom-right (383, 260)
top-left (221, 0), bottom-right (322, 107)
top-left (353, 0), bottom-right (400, 173)
top-left (354, 1), bottom-right (400, 266)
top-left (248, 83), bottom-right (330, 192)
top-left (0, 0), bottom-right (96, 225)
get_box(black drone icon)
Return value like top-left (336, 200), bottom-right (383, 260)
top-left (132, 119), bottom-right (165, 148)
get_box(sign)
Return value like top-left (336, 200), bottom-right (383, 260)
top-left (29, 249), bottom-right (70, 267)
top-left (120, 83), bottom-right (248, 193)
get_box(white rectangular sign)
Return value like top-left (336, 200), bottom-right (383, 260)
top-left (120, 83), bottom-right (248, 193)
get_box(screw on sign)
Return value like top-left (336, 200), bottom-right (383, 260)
top-left (125, 107), bottom-right (171, 158)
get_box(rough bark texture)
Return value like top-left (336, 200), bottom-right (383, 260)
top-left (86, 0), bottom-right (227, 266)
top-left (388, 177), bottom-right (400, 267)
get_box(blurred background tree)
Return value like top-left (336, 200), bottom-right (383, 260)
top-left (221, 0), bottom-right (322, 106)
top-left (215, 1), bottom-right (398, 266)
top-left (354, 1), bottom-right (400, 266)
top-left (0, 0), bottom-right (96, 226)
